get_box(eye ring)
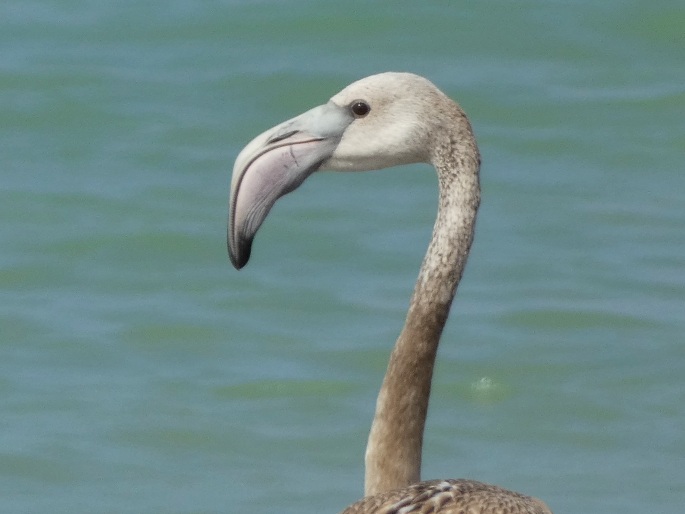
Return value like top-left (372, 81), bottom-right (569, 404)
top-left (350, 100), bottom-right (370, 118)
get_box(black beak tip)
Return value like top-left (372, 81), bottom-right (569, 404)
top-left (228, 237), bottom-right (252, 270)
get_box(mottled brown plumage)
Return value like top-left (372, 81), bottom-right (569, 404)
top-left (341, 479), bottom-right (552, 514)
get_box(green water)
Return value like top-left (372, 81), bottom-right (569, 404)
top-left (1, 1), bottom-right (683, 512)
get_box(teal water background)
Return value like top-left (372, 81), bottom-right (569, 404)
top-left (1, 1), bottom-right (684, 512)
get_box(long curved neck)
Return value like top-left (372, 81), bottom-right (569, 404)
top-left (364, 121), bottom-right (480, 496)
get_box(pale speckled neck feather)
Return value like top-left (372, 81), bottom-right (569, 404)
top-left (364, 100), bottom-right (481, 497)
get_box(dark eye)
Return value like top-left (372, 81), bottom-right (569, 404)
top-left (350, 100), bottom-right (370, 118)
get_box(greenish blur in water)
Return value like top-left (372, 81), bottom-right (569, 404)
top-left (1, 1), bottom-right (683, 512)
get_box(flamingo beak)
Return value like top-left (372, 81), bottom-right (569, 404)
top-left (228, 102), bottom-right (353, 269)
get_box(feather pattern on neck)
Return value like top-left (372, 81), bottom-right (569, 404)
top-left (364, 109), bottom-right (481, 496)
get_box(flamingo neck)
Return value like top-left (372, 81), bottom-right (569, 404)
top-left (364, 127), bottom-right (480, 496)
